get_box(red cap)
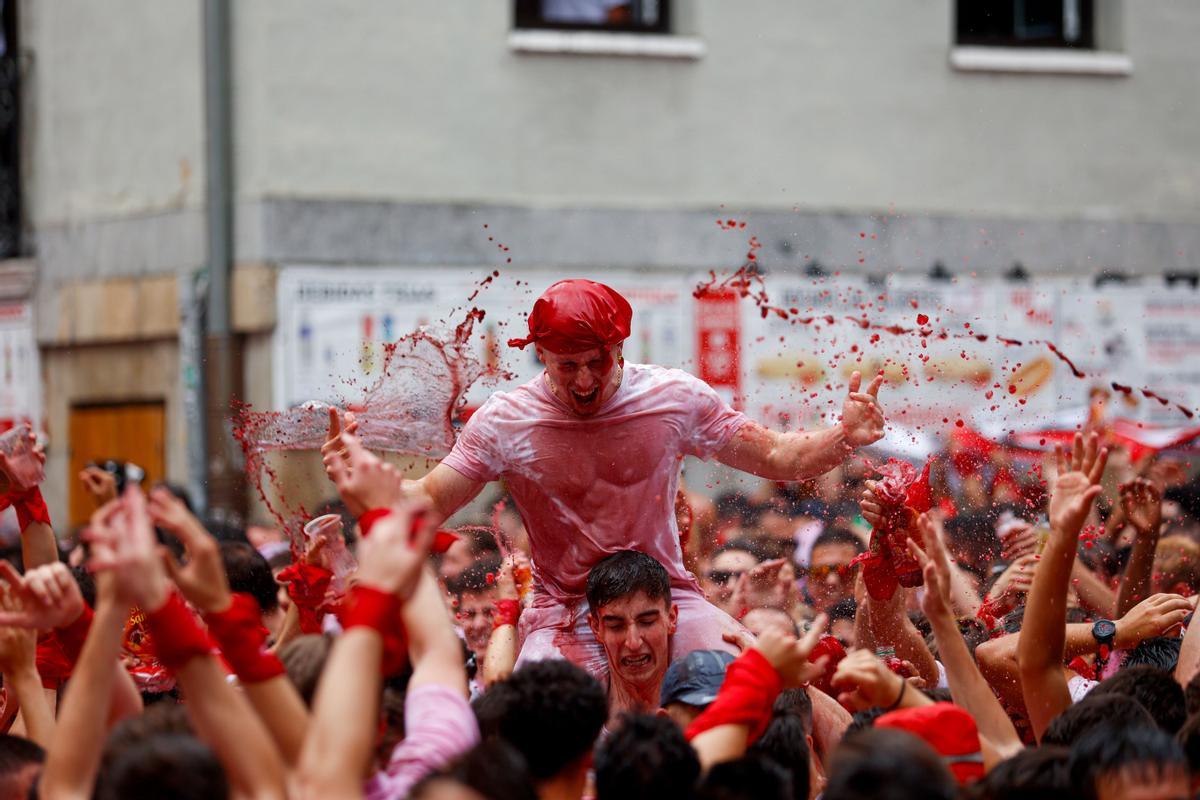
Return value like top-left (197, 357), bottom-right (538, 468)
top-left (507, 279), bottom-right (632, 354)
top-left (876, 702), bottom-right (984, 785)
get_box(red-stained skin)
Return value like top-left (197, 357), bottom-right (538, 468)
top-left (536, 343), bottom-right (624, 417)
top-left (588, 590), bottom-right (678, 691)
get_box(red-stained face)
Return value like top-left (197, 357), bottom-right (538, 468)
top-left (588, 591), bottom-right (677, 689)
top-left (457, 589), bottom-right (497, 656)
top-left (537, 344), bottom-right (623, 417)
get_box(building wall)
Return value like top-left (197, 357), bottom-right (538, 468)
top-left (231, 1), bottom-right (1200, 219)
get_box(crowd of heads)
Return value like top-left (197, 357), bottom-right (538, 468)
top-left (0, 424), bottom-right (1198, 799)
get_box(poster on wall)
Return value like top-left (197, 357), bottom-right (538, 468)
top-left (0, 302), bottom-right (41, 432)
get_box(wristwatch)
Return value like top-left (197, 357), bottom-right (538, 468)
top-left (1092, 619), bottom-right (1117, 675)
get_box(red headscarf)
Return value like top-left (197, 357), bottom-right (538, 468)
top-left (507, 279), bottom-right (632, 354)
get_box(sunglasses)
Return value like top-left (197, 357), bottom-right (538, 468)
top-left (705, 569), bottom-right (747, 585)
top-left (807, 563), bottom-right (858, 582)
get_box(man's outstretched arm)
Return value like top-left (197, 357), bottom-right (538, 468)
top-left (321, 409), bottom-right (485, 523)
top-left (715, 371), bottom-right (885, 481)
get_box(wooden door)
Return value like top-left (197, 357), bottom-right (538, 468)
top-left (68, 402), bottom-right (166, 528)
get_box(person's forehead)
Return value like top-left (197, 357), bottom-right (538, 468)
top-left (712, 550), bottom-right (757, 570)
top-left (811, 542), bottom-right (857, 563)
top-left (597, 590), bottom-right (669, 618)
top-left (459, 589), bottom-right (494, 606)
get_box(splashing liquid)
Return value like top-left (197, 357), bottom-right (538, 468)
top-left (234, 309), bottom-right (492, 534)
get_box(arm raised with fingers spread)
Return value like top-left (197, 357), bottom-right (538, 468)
top-left (716, 371), bottom-right (885, 481)
top-left (1018, 432), bottom-right (1108, 742)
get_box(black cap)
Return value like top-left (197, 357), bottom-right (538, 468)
top-left (659, 649), bottom-right (735, 708)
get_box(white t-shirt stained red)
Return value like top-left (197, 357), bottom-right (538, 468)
top-left (442, 363), bottom-right (748, 603)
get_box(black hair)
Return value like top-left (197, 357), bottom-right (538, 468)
top-left (748, 712), bottom-right (811, 800)
top-left (594, 714), bottom-right (699, 800)
top-left (968, 746), bottom-right (1076, 800)
top-left (202, 518), bottom-right (251, 546)
top-left (811, 527), bottom-right (865, 556)
top-left (0, 734), bottom-right (43, 800)
top-left (1068, 723), bottom-right (1187, 798)
top-left (586, 551), bottom-right (671, 614)
top-left (715, 539), bottom-right (767, 563)
top-left (1176, 712), bottom-right (1200, 777)
top-left (1120, 636), bottom-right (1182, 673)
top-left (1041, 693), bottom-right (1154, 747)
top-left (479, 660), bottom-right (607, 781)
top-left (1090, 665), bottom-right (1186, 734)
top-left (843, 707), bottom-right (885, 739)
top-left (449, 557), bottom-right (504, 596)
top-left (412, 739), bottom-right (538, 800)
top-left (772, 688), bottom-right (814, 736)
top-left (824, 728), bottom-right (957, 800)
top-left (1186, 671), bottom-right (1200, 718)
top-left (826, 598), bottom-right (857, 623)
top-left (696, 755), bottom-right (793, 800)
top-left (97, 735), bottom-right (228, 800)
top-left (98, 705), bottom-right (227, 800)
top-left (219, 542), bottom-right (279, 614)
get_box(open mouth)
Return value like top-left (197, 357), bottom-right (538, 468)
top-left (620, 654), bottom-right (652, 669)
top-left (571, 387), bottom-right (600, 405)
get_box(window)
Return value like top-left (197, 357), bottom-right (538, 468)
top-left (956, 0), bottom-right (1094, 49)
top-left (514, 0), bottom-right (670, 34)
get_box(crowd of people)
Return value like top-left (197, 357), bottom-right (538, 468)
top-left (0, 278), bottom-right (1197, 799)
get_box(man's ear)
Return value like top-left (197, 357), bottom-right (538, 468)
top-left (654, 707), bottom-right (671, 719)
top-left (668, 603), bottom-right (679, 635)
top-left (587, 612), bottom-right (599, 636)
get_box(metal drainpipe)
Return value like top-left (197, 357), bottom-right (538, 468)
top-left (200, 0), bottom-right (243, 520)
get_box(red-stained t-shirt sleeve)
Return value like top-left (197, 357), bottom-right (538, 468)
top-left (681, 373), bottom-right (749, 460)
top-left (441, 398), bottom-right (504, 483)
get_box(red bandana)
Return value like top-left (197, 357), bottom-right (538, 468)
top-left (507, 279), bottom-right (632, 354)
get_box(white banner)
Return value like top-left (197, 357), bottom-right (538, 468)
top-left (274, 267), bottom-right (1200, 436)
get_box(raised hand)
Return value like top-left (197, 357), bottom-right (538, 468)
top-left (831, 648), bottom-right (907, 711)
top-left (0, 562), bottom-right (85, 630)
top-left (750, 614), bottom-right (828, 688)
top-left (0, 587), bottom-right (38, 677)
top-left (986, 555), bottom-right (1038, 613)
top-left (353, 499), bottom-right (437, 601)
top-left (999, 520), bottom-right (1039, 561)
top-left (85, 489), bottom-right (171, 611)
top-left (907, 514), bottom-right (952, 618)
top-left (148, 487), bottom-right (232, 614)
top-left (1115, 593), bottom-right (1193, 649)
top-left (322, 431), bottom-right (403, 517)
top-left (1048, 432), bottom-right (1108, 536)
top-left (841, 371), bottom-right (885, 448)
top-left (79, 466), bottom-right (118, 506)
top-left (1120, 478), bottom-right (1163, 536)
top-left (320, 408), bottom-right (360, 479)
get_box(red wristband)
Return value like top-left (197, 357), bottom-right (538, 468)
top-left (204, 594), bottom-right (285, 684)
top-left (143, 593), bottom-right (216, 672)
top-left (492, 598), bottom-right (520, 629)
top-left (340, 585), bottom-right (408, 676)
top-left (55, 603), bottom-right (95, 663)
top-left (12, 487), bottom-right (50, 530)
top-left (358, 508), bottom-right (392, 538)
top-left (685, 648), bottom-right (782, 744)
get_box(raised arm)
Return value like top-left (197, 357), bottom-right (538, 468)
top-left (715, 371), bottom-right (884, 481)
top-left (38, 502), bottom-right (132, 800)
top-left (483, 555), bottom-right (521, 687)
top-left (92, 488), bottom-right (287, 800)
top-left (0, 590), bottom-right (54, 748)
top-left (297, 500), bottom-right (435, 798)
top-left (0, 440), bottom-right (58, 570)
top-left (1115, 479), bottom-right (1163, 616)
top-left (688, 621), bottom-right (828, 771)
top-left (908, 515), bottom-right (1022, 762)
top-left (149, 486), bottom-right (310, 766)
top-left (1018, 432), bottom-right (1107, 742)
